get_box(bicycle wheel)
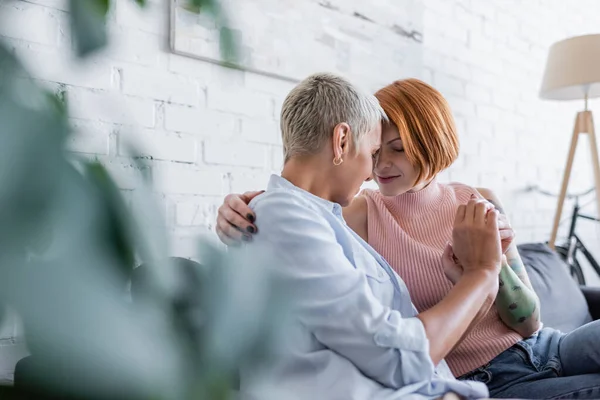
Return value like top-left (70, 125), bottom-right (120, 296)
top-left (555, 245), bottom-right (587, 285)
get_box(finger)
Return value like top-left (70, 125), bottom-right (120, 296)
top-left (497, 214), bottom-right (511, 230)
top-left (499, 228), bottom-right (515, 240)
top-left (455, 205), bottom-right (467, 224)
top-left (216, 215), bottom-right (249, 243)
top-left (219, 204), bottom-right (257, 234)
top-left (241, 190), bottom-right (265, 205)
top-left (474, 201), bottom-right (488, 225)
top-left (225, 193), bottom-right (257, 224)
top-left (465, 198), bottom-right (482, 223)
top-left (216, 227), bottom-right (242, 247)
top-left (442, 243), bottom-right (453, 261)
top-left (486, 209), bottom-right (500, 230)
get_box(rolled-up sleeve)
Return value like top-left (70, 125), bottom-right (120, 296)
top-left (250, 191), bottom-right (435, 389)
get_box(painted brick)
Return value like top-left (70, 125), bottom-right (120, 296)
top-left (465, 83), bottom-right (491, 104)
top-left (272, 146), bottom-right (284, 171)
top-left (67, 121), bottom-right (112, 155)
top-left (122, 66), bottom-right (201, 106)
top-left (0, 2), bottom-right (60, 46)
top-left (115, 0), bottom-right (167, 35)
top-left (245, 72), bottom-right (296, 96)
top-left (109, 27), bottom-right (161, 67)
top-left (207, 87), bottom-right (273, 119)
top-left (119, 131), bottom-right (197, 163)
top-left (203, 141), bottom-right (268, 169)
top-left (168, 54), bottom-right (215, 85)
top-left (240, 118), bottom-right (281, 145)
top-left (434, 73), bottom-right (465, 97)
top-left (154, 166), bottom-right (224, 196)
top-left (164, 104), bottom-right (238, 137)
top-left (68, 88), bottom-right (156, 128)
top-left (9, 40), bottom-right (113, 90)
top-left (175, 202), bottom-right (201, 227)
top-left (102, 160), bottom-right (146, 191)
top-left (445, 96), bottom-right (476, 118)
top-left (229, 172), bottom-right (272, 194)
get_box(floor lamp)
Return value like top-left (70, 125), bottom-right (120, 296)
top-left (540, 34), bottom-right (600, 249)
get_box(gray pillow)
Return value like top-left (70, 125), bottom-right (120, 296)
top-left (517, 242), bottom-right (592, 332)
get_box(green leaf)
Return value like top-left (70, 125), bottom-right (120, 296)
top-left (186, 0), bottom-right (218, 14)
top-left (84, 162), bottom-right (137, 277)
top-left (219, 26), bottom-right (239, 64)
top-left (69, 0), bottom-right (110, 58)
top-left (134, 0), bottom-right (147, 6)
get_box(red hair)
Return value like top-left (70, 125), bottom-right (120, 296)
top-left (375, 78), bottom-right (459, 184)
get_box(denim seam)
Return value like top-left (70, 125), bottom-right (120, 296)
top-left (544, 356), bottom-right (563, 376)
top-left (548, 385), bottom-right (600, 399)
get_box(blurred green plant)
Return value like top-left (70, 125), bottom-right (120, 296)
top-left (70, 0), bottom-right (237, 61)
top-left (0, 1), bottom-right (276, 399)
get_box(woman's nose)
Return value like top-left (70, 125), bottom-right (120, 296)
top-left (374, 152), bottom-right (389, 170)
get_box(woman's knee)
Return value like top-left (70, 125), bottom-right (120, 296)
top-left (559, 321), bottom-right (600, 376)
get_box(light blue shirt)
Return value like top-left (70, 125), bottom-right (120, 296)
top-left (240, 175), bottom-right (488, 400)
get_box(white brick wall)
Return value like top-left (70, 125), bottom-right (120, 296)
top-left (2, 0), bottom-right (600, 381)
top-left (420, 0), bottom-right (600, 249)
top-left (1, 0), bottom-right (599, 266)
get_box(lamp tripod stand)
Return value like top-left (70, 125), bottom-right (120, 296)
top-left (548, 97), bottom-right (600, 249)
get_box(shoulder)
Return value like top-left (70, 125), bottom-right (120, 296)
top-left (250, 188), bottom-right (314, 213)
top-left (445, 182), bottom-right (483, 201)
top-left (474, 187), bottom-right (496, 199)
top-left (357, 188), bottom-right (385, 209)
top-left (249, 189), bottom-right (336, 239)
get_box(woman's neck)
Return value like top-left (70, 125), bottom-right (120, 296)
top-left (407, 178), bottom-right (435, 194)
top-left (384, 177), bottom-right (444, 219)
top-left (281, 156), bottom-right (335, 202)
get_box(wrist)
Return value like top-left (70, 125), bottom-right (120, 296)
top-left (461, 269), bottom-right (499, 291)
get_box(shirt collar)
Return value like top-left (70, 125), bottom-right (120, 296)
top-left (267, 174), bottom-right (344, 216)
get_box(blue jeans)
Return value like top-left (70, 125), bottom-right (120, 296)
top-left (459, 321), bottom-right (600, 399)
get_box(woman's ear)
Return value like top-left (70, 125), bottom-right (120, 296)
top-left (332, 123), bottom-right (351, 159)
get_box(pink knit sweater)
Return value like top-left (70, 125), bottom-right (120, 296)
top-left (361, 180), bottom-right (522, 377)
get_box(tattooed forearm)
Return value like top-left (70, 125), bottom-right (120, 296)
top-left (496, 258), bottom-right (541, 336)
top-left (478, 188), bottom-right (542, 335)
top-left (506, 256), bottom-right (525, 274)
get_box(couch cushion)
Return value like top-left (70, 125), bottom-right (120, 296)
top-left (517, 243), bottom-right (592, 332)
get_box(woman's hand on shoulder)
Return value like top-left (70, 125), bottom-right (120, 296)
top-left (216, 190), bottom-right (264, 246)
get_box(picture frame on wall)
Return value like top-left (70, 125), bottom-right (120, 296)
top-left (169, 0), bottom-right (423, 90)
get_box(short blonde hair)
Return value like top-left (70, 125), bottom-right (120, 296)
top-left (375, 78), bottom-right (459, 184)
top-left (281, 73), bottom-right (386, 162)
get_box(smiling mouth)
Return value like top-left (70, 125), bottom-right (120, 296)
top-left (376, 175), bottom-right (401, 184)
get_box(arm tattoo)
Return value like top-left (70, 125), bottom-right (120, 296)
top-left (507, 257), bottom-right (525, 273)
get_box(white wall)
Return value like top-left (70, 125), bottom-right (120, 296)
top-left (1, 0), bottom-right (600, 382)
top-left (419, 0), bottom-right (600, 286)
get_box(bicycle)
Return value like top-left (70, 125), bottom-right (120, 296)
top-left (528, 185), bottom-right (600, 285)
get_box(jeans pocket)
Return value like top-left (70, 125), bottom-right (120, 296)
top-left (513, 340), bottom-right (541, 371)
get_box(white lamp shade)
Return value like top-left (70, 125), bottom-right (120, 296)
top-left (540, 34), bottom-right (600, 101)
